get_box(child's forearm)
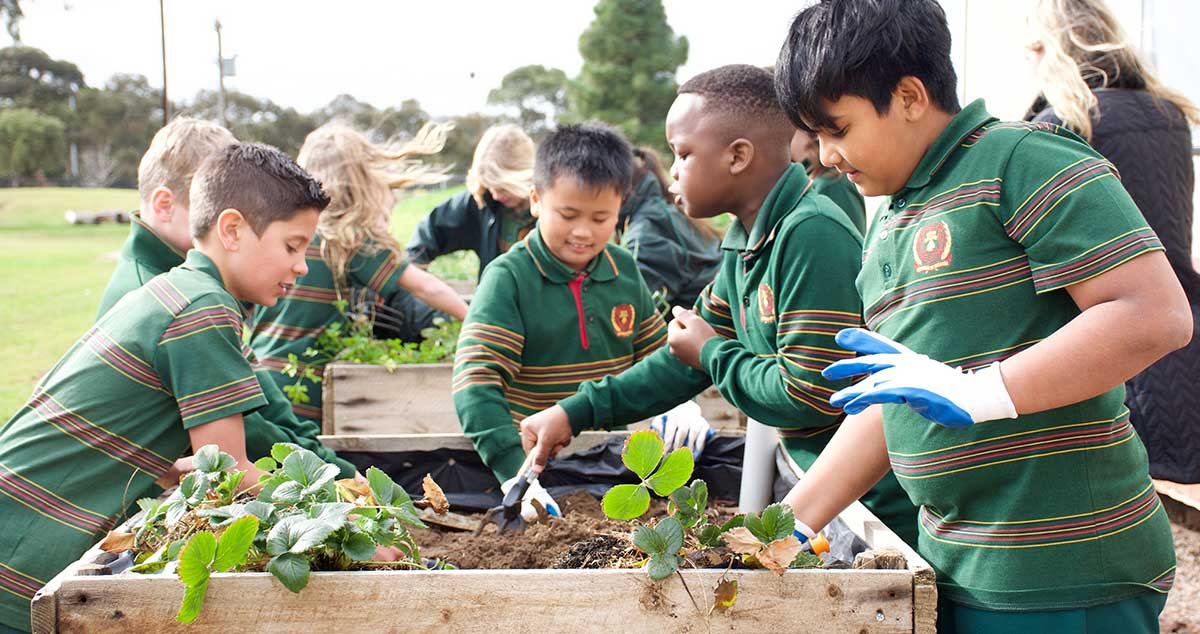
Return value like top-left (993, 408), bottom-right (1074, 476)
top-left (782, 406), bottom-right (892, 531)
top-left (1000, 252), bottom-right (1192, 415)
top-left (399, 266), bottom-right (469, 320)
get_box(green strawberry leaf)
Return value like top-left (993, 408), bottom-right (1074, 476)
top-left (177, 531), bottom-right (216, 588)
top-left (646, 448), bottom-right (694, 496)
top-left (601, 483), bottom-right (651, 520)
top-left (622, 430), bottom-right (664, 480)
top-left (267, 552), bottom-right (311, 593)
top-left (212, 516), bottom-right (258, 572)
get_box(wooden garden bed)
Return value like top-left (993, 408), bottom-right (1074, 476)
top-left (33, 432), bottom-right (935, 634)
top-left (320, 361), bottom-right (746, 435)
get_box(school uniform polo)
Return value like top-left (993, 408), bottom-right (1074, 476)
top-left (860, 99), bottom-right (1174, 611)
top-left (249, 236), bottom-right (410, 424)
top-left (453, 228), bottom-right (666, 483)
top-left (406, 190), bottom-right (536, 280)
top-left (559, 165), bottom-right (919, 545)
top-left (95, 214), bottom-right (354, 479)
top-left (617, 173), bottom-right (722, 310)
top-left (811, 170), bottom-right (867, 234)
top-left (0, 250), bottom-right (267, 632)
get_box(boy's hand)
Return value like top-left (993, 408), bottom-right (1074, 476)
top-left (823, 328), bottom-right (1017, 427)
top-left (668, 307), bottom-right (717, 370)
top-left (155, 456), bottom-right (194, 489)
top-left (520, 405), bottom-right (573, 473)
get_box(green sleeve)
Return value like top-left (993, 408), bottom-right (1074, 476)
top-left (559, 271), bottom-right (702, 432)
top-left (451, 262), bottom-right (527, 483)
top-left (698, 214), bottom-right (863, 428)
top-left (242, 369), bottom-right (356, 478)
top-left (997, 132), bottom-right (1164, 293)
top-left (155, 294), bottom-right (268, 429)
top-left (405, 192), bottom-right (484, 265)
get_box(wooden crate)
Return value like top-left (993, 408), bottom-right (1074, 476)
top-left (321, 361), bottom-right (746, 435)
top-left (34, 433), bottom-right (935, 634)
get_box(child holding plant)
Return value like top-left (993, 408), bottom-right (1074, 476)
top-left (520, 64), bottom-right (918, 546)
top-left (94, 117), bottom-right (355, 479)
top-left (249, 123), bottom-right (469, 423)
top-left (0, 143), bottom-right (328, 634)
top-left (772, 0), bottom-right (1189, 630)
top-left (406, 123), bottom-right (538, 278)
top-left (453, 122), bottom-right (667, 520)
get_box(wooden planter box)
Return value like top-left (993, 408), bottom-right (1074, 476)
top-left (321, 362), bottom-right (746, 435)
top-left (34, 433), bottom-right (935, 634)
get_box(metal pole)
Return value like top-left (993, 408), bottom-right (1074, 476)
top-left (215, 19), bottom-right (226, 127)
top-left (160, 0), bottom-right (169, 126)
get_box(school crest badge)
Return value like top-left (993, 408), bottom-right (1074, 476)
top-left (757, 283), bottom-right (776, 323)
top-left (913, 220), bottom-right (953, 273)
top-left (611, 304), bottom-right (635, 338)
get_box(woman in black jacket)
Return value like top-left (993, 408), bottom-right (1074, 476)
top-left (1026, 0), bottom-right (1200, 482)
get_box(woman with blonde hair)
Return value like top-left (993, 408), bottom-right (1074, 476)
top-left (249, 122), bottom-right (469, 422)
top-left (1026, 0), bottom-right (1200, 483)
top-left (406, 123), bottom-right (537, 278)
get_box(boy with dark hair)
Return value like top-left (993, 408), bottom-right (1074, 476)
top-left (0, 143), bottom-right (329, 634)
top-left (453, 122), bottom-right (666, 519)
top-left (520, 64), bottom-right (918, 545)
top-left (95, 119), bottom-right (355, 480)
top-left (773, 0), bottom-right (1190, 630)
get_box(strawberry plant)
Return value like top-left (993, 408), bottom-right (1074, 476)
top-left (282, 301), bottom-right (461, 406)
top-left (116, 443), bottom-right (450, 623)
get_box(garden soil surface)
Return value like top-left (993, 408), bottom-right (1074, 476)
top-left (410, 491), bottom-right (738, 570)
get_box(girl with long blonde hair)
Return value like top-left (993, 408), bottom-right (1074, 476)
top-left (406, 124), bottom-right (536, 278)
top-left (1026, 0), bottom-right (1200, 484)
top-left (249, 122), bottom-right (469, 422)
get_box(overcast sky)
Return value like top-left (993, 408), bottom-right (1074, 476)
top-left (4, 0), bottom-right (1192, 123)
top-left (4, 1), bottom-right (802, 116)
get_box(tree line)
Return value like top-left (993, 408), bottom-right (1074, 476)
top-left (0, 0), bottom-right (687, 189)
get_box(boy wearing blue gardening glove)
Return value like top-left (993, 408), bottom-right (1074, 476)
top-left (520, 65), bottom-right (918, 546)
top-left (773, 1), bottom-right (1190, 632)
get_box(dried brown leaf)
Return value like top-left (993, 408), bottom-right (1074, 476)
top-left (757, 536), bottom-right (802, 576)
top-left (710, 578), bottom-right (738, 614)
top-left (422, 474), bottom-right (450, 514)
top-left (338, 478), bottom-right (370, 502)
top-left (721, 527), bottom-right (764, 556)
top-left (99, 531), bottom-right (135, 554)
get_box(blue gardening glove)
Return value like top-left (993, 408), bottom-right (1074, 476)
top-left (499, 476), bottom-right (561, 522)
top-left (822, 328), bottom-right (1017, 427)
top-left (650, 401), bottom-right (714, 458)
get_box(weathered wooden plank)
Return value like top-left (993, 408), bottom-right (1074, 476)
top-left (50, 568), bottom-right (914, 634)
top-left (1155, 478), bottom-right (1200, 531)
top-left (322, 362), bottom-right (745, 436)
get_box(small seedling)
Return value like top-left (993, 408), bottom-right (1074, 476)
top-left (601, 429), bottom-right (694, 520)
top-left (721, 503), bottom-right (822, 575)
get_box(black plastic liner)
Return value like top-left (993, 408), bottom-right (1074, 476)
top-left (341, 435), bottom-right (745, 513)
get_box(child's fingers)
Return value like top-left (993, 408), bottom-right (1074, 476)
top-left (833, 328), bottom-right (912, 355)
top-left (822, 353), bottom-right (903, 380)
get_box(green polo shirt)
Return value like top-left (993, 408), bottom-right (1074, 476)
top-left (811, 170), bottom-right (867, 234)
top-left (95, 214), bottom-right (354, 479)
top-left (249, 236), bottom-right (410, 424)
top-left (0, 250), bottom-right (267, 632)
top-left (558, 165), bottom-right (918, 544)
top-left (860, 100), bottom-right (1174, 611)
top-left (453, 228), bottom-right (667, 483)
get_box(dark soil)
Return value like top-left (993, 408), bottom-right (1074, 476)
top-left (410, 490), bottom-right (739, 571)
top-left (1162, 520), bottom-right (1200, 633)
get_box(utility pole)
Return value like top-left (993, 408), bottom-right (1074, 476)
top-left (160, 0), bottom-right (169, 126)
top-left (215, 19), bottom-right (226, 127)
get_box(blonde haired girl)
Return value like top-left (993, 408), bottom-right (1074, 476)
top-left (249, 122), bottom-right (469, 422)
top-left (1026, 0), bottom-right (1200, 483)
top-left (407, 124), bottom-right (537, 278)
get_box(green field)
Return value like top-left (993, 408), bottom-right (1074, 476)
top-left (0, 185), bottom-right (470, 419)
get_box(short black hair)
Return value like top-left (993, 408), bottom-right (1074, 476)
top-left (678, 64), bottom-right (793, 141)
top-left (190, 142), bottom-right (330, 239)
top-left (534, 122), bottom-right (634, 198)
top-left (775, 0), bottom-right (961, 132)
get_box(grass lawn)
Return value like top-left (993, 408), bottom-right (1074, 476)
top-left (0, 185), bottom-right (469, 419)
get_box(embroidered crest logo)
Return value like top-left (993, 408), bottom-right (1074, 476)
top-left (912, 220), bottom-right (953, 273)
top-left (757, 283), bottom-right (776, 323)
top-left (611, 304), bottom-right (636, 338)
